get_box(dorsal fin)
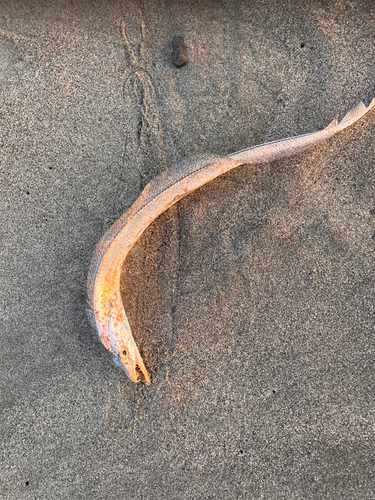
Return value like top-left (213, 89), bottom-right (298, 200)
top-left (340, 101), bottom-right (367, 124)
top-left (324, 113), bottom-right (339, 129)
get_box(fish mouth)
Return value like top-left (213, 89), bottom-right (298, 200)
top-left (123, 349), bottom-right (151, 386)
top-left (128, 361), bottom-right (150, 386)
top-left (107, 314), bottom-right (151, 385)
top-left (113, 349), bottom-right (151, 385)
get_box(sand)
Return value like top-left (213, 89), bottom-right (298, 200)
top-left (0, 1), bottom-right (374, 498)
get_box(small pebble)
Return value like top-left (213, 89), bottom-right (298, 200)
top-left (173, 36), bottom-right (188, 67)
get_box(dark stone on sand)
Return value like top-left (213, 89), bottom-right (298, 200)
top-left (173, 35), bottom-right (188, 67)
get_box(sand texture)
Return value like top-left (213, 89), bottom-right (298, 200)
top-left (0, 1), bottom-right (374, 498)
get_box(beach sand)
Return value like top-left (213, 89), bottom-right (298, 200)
top-left (0, 1), bottom-right (374, 498)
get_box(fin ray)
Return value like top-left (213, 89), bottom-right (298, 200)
top-left (324, 113), bottom-right (339, 129)
top-left (339, 101), bottom-right (367, 124)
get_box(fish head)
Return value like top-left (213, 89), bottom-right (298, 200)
top-left (106, 312), bottom-right (150, 385)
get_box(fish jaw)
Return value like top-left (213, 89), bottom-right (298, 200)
top-left (106, 312), bottom-right (151, 385)
top-left (112, 349), bottom-right (150, 385)
top-left (123, 347), bottom-right (150, 385)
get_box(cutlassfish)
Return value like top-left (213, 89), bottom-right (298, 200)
top-left (87, 99), bottom-right (374, 384)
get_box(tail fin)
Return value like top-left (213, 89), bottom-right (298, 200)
top-left (324, 113), bottom-right (339, 130)
top-left (331, 98), bottom-right (375, 133)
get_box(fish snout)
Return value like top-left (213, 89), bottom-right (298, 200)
top-left (115, 346), bottom-right (150, 386)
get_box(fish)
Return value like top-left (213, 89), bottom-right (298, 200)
top-left (87, 98), bottom-right (374, 385)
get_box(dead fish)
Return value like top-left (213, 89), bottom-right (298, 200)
top-left (87, 99), bottom-right (374, 385)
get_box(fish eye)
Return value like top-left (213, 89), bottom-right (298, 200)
top-left (121, 350), bottom-right (127, 357)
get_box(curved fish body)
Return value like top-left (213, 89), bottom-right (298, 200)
top-left (87, 99), bottom-right (374, 385)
